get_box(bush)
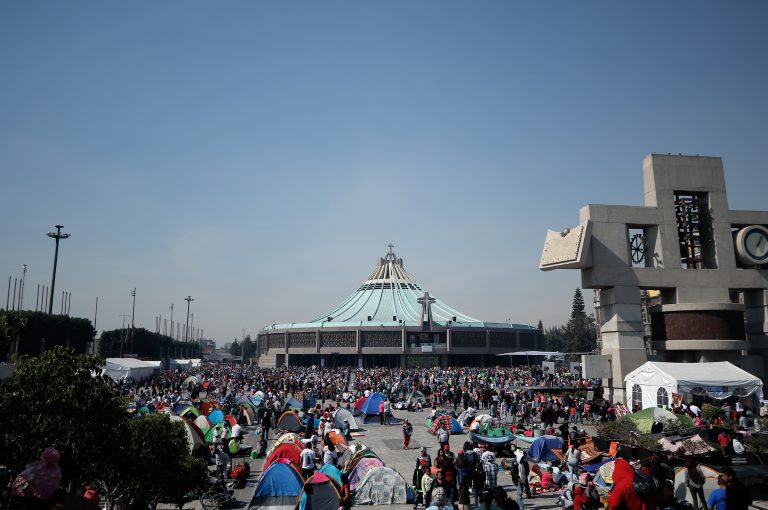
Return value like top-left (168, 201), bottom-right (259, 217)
top-left (701, 403), bottom-right (721, 422)
top-left (596, 416), bottom-right (638, 441)
top-left (745, 433), bottom-right (768, 455)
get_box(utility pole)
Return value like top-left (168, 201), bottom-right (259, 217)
top-left (130, 288), bottom-right (136, 328)
top-left (184, 296), bottom-right (193, 342)
top-left (46, 225), bottom-right (70, 314)
top-left (118, 314), bottom-right (130, 357)
top-left (93, 297), bottom-right (98, 354)
top-left (19, 264), bottom-right (27, 310)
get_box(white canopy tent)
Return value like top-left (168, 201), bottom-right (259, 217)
top-left (624, 361), bottom-right (763, 410)
top-left (103, 358), bottom-right (161, 382)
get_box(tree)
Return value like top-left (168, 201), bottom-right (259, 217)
top-left (544, 326), bottom-right (565, 352)
top-left (571, 287), bottom-right (586, 321)
top-left (95, 415), bottom-right (208, 509)
top-left (0, 311), bottom-right (27, 355)
top-left (536, 320), bottom-right (543, 333)
top-left (229, 340), bottom-right (241, 356)
top-left (241, 335), bottom-right (256, 360)
top-left (0, 347), bottom-right (127, 488)
top-left (562, 288), bottom-right (597, 353)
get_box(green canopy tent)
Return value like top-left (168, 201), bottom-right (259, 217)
top-left (625, 407), bottom-right (693, 433)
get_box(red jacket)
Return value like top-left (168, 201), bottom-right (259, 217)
top-left (573, 486), bottom-right (589, 510)
top-left (608, 459), bottom-right (659, 510)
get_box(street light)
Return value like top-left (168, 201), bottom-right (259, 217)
top-left (46, 225), bottom-right (70, 314)
top-left (184, 296), bottom-right (193, 342)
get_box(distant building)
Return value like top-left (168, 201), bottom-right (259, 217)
top-left (200, 339), bottom-right (216, 361)
top-left (257, 246), bottom-right (542, 368)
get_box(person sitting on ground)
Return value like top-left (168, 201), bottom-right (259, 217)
top-left (540, 467), bottom-right (566, 490)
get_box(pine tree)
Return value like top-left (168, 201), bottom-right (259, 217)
top-left (536, 320), bottom-right (544, 332)
top-left (570, 288), bottom-right (586, 321)
top-left (563, 288), bottom-right (597, 353)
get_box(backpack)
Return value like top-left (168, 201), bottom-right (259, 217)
top-left (632, 470), bottom-right (661, 499)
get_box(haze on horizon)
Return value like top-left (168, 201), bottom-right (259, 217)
top-left (1, 2), bottom-right (767, 346)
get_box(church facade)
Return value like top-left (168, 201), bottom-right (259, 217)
top-left (256, 247), bottom-right (542, 368)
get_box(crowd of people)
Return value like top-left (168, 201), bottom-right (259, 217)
top-left (108, 362), bottom-right (764, 510)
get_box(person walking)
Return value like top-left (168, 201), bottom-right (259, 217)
top-left (300, 441), bottom-right (316, 480)
top-left (684, 458), bottom-right (706, 510)
top-left (379, 399), bottom-right (386, 425)
top-left (438, 424), bottom-right (450, 451)
top-left (403, 418), bottom-right (414, 449)
top-left (384, 399), bottom-right (392, 426)
top-left (566, 443), bottom-right (581, 482)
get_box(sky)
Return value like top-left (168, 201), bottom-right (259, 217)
top-left (1, 2), bottom-right (767, 345)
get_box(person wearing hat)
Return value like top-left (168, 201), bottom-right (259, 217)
top-left (342, 418), bottom-right (351, 439)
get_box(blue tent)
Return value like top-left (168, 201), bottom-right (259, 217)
top-left (360, 392), bottom-right (387, 415)
top-left (319, 464), bottom-right (342, 484)
top-left (254, 463), bottom-right (304, 497)
top-left (285, 398), bottom-right (304, 410)
top-left (208, 409), bottom-right (225, 424)
top-left (527, 435), bottom-right (564, 462)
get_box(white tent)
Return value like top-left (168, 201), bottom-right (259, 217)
top-left (624, 361), bottom-right (763, 409)
top-left (103, 358), bottom-right (161, 382)
top-left (169, 359), bottom-right (192, 370)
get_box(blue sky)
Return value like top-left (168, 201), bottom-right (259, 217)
top-left (1, 2), bottom-right (767, 345)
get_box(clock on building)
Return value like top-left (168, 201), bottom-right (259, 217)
top-left (735, 225), bottom-right (768, 266)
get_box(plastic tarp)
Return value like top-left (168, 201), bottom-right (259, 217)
top-left (457, 409), bottom-right (476, 426)
top-left (407, 391), bottom-right (426, 404)
top-left (624, 361), bottom-right (764, 409)
top-left (429, 415), bottom-right (462, 435)
top-left (594, 460), bottom-right (616, 487)
top-left (297, 474), bottom-right (341, 510)
top-left (277, 412), bottom-right (304, 432)
top-left (332, 408), bottom-right (360, 431)
top-left (103, 358), bottom-right (161, 382)
top-left (527, 435), bottom-right (564, 462)
top-left (353, 467), bottom-right (413, 505)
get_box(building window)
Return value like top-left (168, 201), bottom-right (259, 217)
top-left (656, 387), bottom-right (669, 408)
top-left (632, 384), bottom-right (643, 409)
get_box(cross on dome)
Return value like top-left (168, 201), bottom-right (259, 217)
top-left (417, 291), bottom-right (436, 330)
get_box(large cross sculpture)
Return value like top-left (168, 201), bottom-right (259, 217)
top-left (417, 291), bottom-right (436, 330)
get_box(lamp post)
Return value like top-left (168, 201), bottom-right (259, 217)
top-left (46, 225), bottom-right (70, 314)
top-left (184, 296), bottom-right (193, 342)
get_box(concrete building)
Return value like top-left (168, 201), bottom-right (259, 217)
top-left (257, 246), bottom-right (542, 368)
top-left (540, 154), bottom-right (768, 401)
